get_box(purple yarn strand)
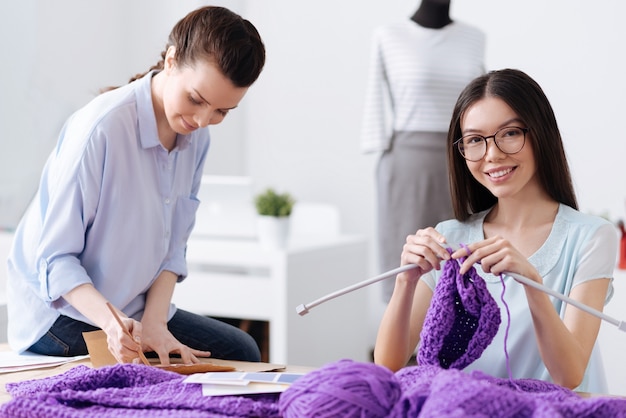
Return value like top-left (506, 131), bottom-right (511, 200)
top-left (458, 243), bottom-right (518, 387)
top-left (498, 273), bottom-right (521, 390)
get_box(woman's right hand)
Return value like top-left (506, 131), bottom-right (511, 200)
top-left (398, 227), bottom-right (451, 282)
top-left (62, 284), bottom-right (146, 363)
top-left (104, 316), bottom-right (144, 364)
top-left (375, 227), bottom-right (446, 371)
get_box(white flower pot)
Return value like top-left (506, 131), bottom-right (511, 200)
top-left (257, 215), bottom-right (290, 250)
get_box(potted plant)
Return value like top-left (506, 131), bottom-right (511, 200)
top-left (254, 188), bottom-right (295, 249)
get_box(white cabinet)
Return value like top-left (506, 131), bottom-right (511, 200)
top-left (172, 235), bottom-right (371, 367)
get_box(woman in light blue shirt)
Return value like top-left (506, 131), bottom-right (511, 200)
top-left (7, 6), bottom-right (265, 365)
top-left (375, 69), bottom-right (618, 394)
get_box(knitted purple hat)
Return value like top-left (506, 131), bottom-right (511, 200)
top-left (417, 248), bottom-right (501, 369)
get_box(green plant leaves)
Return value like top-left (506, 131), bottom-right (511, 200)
top-left (254, 188), bottom-right (295, 217)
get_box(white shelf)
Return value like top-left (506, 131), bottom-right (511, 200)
top-left (173, 234), bottom-right (371, 367)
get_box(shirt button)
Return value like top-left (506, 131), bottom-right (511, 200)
top-left (165, 198), bottom-right (171, 204)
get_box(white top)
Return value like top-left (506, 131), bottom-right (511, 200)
top-left (360, 20), bottom-right (486, 153)
top-left (421, 204), bottom-right (618, 393)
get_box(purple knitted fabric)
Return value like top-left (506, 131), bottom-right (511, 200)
top-left (393, 365), bottom-right (626, 417)
top-left (417, 248), bottom-right (501, 369)
top-left (4, 357), bottom-right (626, 417)
top-left (0, 364), bottom-right (280, 418)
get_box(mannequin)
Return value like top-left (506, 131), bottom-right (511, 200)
top-left (411, 0), bottom-right (452, 29)
top-left (360, 0), bottom-right (486, 302)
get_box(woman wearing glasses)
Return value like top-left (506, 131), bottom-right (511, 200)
top-left (374, 68), bottom-right (617, 394)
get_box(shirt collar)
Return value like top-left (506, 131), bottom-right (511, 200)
top-left (471, 204), bottom-right (564, 279)
top-left (135, 71), bottom-right (193, 151)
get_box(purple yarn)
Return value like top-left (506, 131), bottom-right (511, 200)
top-left (417, 248), bottom-right (501, 369)
top-left (278, 359), bottom-right (401, 418)
top-left (497, 272), bottom-right (523, 389)
top-left (279, 360), bottom-right (626, 418)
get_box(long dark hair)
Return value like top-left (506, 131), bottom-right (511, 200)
top-left (447, 68), bottom-right (578, 221)
top-left (105, 6), bottom-right (265, 91)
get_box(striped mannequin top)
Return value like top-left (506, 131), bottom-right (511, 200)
top-left (360, 20), bottom-right (486, 153)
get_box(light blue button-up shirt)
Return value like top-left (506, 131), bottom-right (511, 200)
top-left (7, 71), bottom-right (210, 352)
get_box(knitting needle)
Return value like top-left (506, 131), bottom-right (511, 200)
top-left (505, 272), bottom-right (626, 332)
top-left (296, 264), bottom-right (418, 315)
top-left (105, 302), bottom-right (151, 365)
top-left (295, 261), bottom-right (626, 333)
top-left (296, 243), bottom-right (460, 315)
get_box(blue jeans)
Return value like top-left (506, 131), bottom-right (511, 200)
top-left (28, 309), bottom-right (261, 362)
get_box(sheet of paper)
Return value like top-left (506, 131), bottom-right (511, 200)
top-left (184, 371), bottom-right (305, 385)
top-left (201, 382), bottom-right (291, 396)
top-left (0, 351), bottom-right (89, 374)
top-left (184, 371), bottom-right (306, 396)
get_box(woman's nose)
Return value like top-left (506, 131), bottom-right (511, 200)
top-left (195, 108), bottom-right (217, 128)
top-left (195, 112), bottom-right (210, 128)
top-left (483, 137), bottom-right (504, 160)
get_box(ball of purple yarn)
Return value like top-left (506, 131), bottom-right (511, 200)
top-left (279, 359), bottom-right (401, 418)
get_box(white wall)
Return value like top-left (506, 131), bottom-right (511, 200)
top-left (0, 0), bottom-right (246, 228)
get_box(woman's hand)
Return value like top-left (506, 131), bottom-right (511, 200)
top-left (398, 227), bottom-right (451, 283)
top-left (139, 319), bottom-right (212, 365)
top-left (61, 284), bottom-right (148, 364)
top-left (103, 315), bottom-right (144, 364)
top-left (375, 227), bottom-right (445, 371)
top-left (451, 235), bottom-right (541, 283)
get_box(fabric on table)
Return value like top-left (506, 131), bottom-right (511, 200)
top-left (0, 364), bottom-right (280, 418)
top-left (392, 364), bottom-right (626, 417)
top-left (4, 359), bottom-right (626, 417)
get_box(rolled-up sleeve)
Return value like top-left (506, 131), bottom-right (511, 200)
top-left (33, 120), bottom-right (105, 305)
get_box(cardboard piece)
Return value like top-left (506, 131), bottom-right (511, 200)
top-left (83, 330), bottom-right (117, 367)
top-left (82, 330), bottom-right (287, 374)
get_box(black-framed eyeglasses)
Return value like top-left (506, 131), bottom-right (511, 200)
top-left (454, 126), bottom-right (529, 162)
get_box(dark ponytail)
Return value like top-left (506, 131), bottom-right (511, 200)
top-left (102, 6), bottom-right (265, 92)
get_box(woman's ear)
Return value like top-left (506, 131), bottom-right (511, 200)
top-left (164, 46), bottom-right (177, 73)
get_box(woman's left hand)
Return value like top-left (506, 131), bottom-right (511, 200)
top-left (450, 235), bottom-right (542, 284)
top-left (139, 321), bottom-right (212, 365)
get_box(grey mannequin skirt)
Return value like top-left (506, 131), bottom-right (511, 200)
top-left (377, 130), bottom-right (453, 302)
